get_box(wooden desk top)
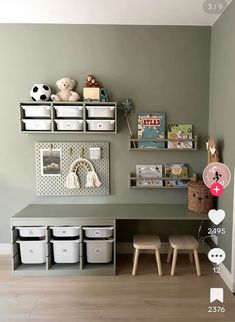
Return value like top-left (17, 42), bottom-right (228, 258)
top-left (12, 204), bottom-right (208, 221)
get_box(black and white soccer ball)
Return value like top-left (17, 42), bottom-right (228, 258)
top-left (30, 84), bottom-right (52, 101)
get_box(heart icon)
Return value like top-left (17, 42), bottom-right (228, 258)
top-left (208, 209), bottom-right (225, 225)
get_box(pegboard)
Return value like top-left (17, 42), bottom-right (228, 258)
top-left (35, 142), bottom-right (110, 196)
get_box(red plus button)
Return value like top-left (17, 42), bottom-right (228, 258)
top-left (210, 183), bottom-right (224, 197)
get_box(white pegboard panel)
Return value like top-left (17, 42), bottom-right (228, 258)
top-left (35, 142), bottom-right (109, 196)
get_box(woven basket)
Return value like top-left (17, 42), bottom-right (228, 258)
top-left (188, 180), bottom-right (214, 214)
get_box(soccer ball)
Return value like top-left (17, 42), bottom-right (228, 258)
top-left (30, 84), bottom-right (51, 101)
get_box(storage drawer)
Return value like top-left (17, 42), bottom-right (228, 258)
top-left (85, 240), bottom-right (113, 263)
top-left (86, 120), bottom-right (115, 131)
top-left (86, 106), bottom-right (115, 118)
top-left (51, 240), bottom-right (80, 263)
top-left (22, 105), bottom-right (51, 118)
top-left (15, 226), bottom-right (46, 237)
top-left (54, 105), bottom-right (83, 118)
top-left (22, 119), bottom-right (51, 131)
top-left (17, 240), bottom-right (46, 264)
top-left (55, 119), bottom-right (83, 131)
top-left (83, 227), bottom-right (113, 238)
top-left (50, 226), bottom-right (80, 237)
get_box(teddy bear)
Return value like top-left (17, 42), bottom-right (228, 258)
top-left (84, 75), bottom-right (100, 88)
top-left (51, 77), bottom-right (80, 102)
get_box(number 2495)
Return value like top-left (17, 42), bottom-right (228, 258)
top-left (208, 228), bottom-right (225, 235)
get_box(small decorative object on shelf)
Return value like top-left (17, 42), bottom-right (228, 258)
top-left (129, 135), bottom-right (198, 151)
top-left (118, 98), bottom-right (136, 147)
top-left (138, 112), bottom-right (166, 149)
top-left (188, 179), bottom-right (214, 214)
top-left (30, 84), bottom-right (52, 101)
top-left (206, 137), bottom-right (220, 164)
top-left (83, 74), bottom-right (108, 102)
top-left (51, 77), bottom-right (80, 102)
top-left (167, 124), bottom-right (193, 149)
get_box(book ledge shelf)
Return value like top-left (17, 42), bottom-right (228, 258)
top-left (129, 135), bottom-right (198, 151)
top-left (129, 173), bottom-right (191, 189)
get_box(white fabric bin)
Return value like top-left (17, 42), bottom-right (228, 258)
top-left (85, 240), bottom-right (113, 263)
top-left (22, 119), bottom-right (51, 131)
top-left (50, 226), bottom-right (80, 237)
top-left (86, 120), bottom-right (115, 131)
top-left (55, 105), bottom-right (83, 118)
top-left (17, 240), bottom-right (46, 264)
top-left (51, 240), bottom-right (80, 263)
top-left (22, 105), bottom-right (51, 118)
top-left (83, 227), bottom-right (113, 239)
top-left (55, 119), bottom-right (83, 131)
top-left (16, 226), bottom-right (46, 238)
top-left (86, 106), bottom-right (115, 118)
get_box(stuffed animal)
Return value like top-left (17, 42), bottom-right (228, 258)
top-left (84, 74), bottom-right (100, 87)
top-left (51, 77), bottom-right (80, 102)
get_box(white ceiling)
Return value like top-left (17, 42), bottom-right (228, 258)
top-left (0, 0), bottom-right (232, 26)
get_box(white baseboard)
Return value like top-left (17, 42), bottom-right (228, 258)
top-left (219, 262), bottom-right (234, 292)
top-left (0, 243), bottom-right (11, 255)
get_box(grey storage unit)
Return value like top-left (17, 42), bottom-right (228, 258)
top-left (20, 101), bottom-right (117, 133)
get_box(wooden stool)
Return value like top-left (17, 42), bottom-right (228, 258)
top-left (167, 235), bottom-right (201, 276)
top-left (132, 235), bottom-right (162, 276)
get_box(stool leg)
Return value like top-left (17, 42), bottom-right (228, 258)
top-left (171, 249), bottom-right (178, 276)
top-left (132, 248), bottom-right (139, 276)
top-left (167, 246), bottom-right (172, 263)
top-left (193, 249), bottom-right (201, 276)
top-left (189, 251), bottom-right (194, 263)
top-left (155, 249), bottom-right (162, 276)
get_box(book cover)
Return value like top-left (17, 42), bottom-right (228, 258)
top-left (167, 124), bottom-right (193, 149)
top-left (138, 112), bottom-right (165, 148)
top-left (136, 165), bottom-right (163, 187)
top-left (164, 163), bottom-right (189, 187)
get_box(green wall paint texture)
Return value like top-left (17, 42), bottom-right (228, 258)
top-left (0, 25), bottom-right (211, 243)
top-left (209, 1), bottom-right (235, 272)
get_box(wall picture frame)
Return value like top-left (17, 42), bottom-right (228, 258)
top-left (40, 148), bottom-right (62, 176)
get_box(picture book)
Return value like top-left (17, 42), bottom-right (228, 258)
top-left (167, 124), bottom-right (193, 149)
top-left (164, 163), bottom-right (189, 187)
top-left (138, 112), bottom-right (165, 148)
top-left (136, 165), bottom-right (163, 187)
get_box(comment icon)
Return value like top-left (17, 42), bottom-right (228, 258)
top-left (208, 248), bottom-right (225, 265)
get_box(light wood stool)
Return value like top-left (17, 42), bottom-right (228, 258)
top-left (167, 234), bottom-right (201, 276)
top-left (132, 235), bottom-right (162, 276)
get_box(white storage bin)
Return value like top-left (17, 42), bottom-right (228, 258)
top-left (86, 106), bottom-right (115, 118)
top-left (50, 226), bottom-right (80, 237)
top-left (22, 119), bottom-right (51, 131)
top-left (51, 240), bottom-right (80, 263)
top-left (22, 105), bottom-right (51, 118)
top-left (16, 226), bottom-right (46, 238)
top-left (55, 119), bottom-right (83, 131)
top-left (86, 120), bottom-right (115, 131)
top-left (83, 227), bottom-right (113, 239)
top-left (55, 105), bottom-right (83, 118)
top-left (85, 240), bottom-right (113, 263)
top-left (17, 240), bottom-right (46, 264)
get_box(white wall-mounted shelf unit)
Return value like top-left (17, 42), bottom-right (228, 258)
top-left (20, 101), bottom-right (117, 134)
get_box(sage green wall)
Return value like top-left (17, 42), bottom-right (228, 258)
top-left (0, 25), bottom-right (210, 243)
top-left (209, 2), bottom-right (235, 272)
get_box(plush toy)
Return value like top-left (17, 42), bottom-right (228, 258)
top-left (84, 74), bottom-right (100, 87)
top-left (51, 77), bottom-right (80, 102)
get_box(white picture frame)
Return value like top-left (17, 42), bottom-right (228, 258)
top-left (40, 149), bottom-right (62, 176)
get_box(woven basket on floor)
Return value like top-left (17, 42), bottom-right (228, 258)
top-left (188, 180), bottom-right (214, 214)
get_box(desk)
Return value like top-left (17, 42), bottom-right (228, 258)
top-left (11, 204), bottom-right (208, 276)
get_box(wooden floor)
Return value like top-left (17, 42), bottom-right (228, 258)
top-left (0, 254), bottom-right (235, 322)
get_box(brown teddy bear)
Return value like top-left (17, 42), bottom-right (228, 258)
top-left (84, 75), bottom-right (100, 88)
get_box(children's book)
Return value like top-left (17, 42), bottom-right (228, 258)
top-left (164, 163), bottom-right (189, 187)
top-left (136, 165), bottom-right (163, 187)
top-left (167, 124), bottom-right (193, 149)
top-left (138, 112), bottom-right (165, 148)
